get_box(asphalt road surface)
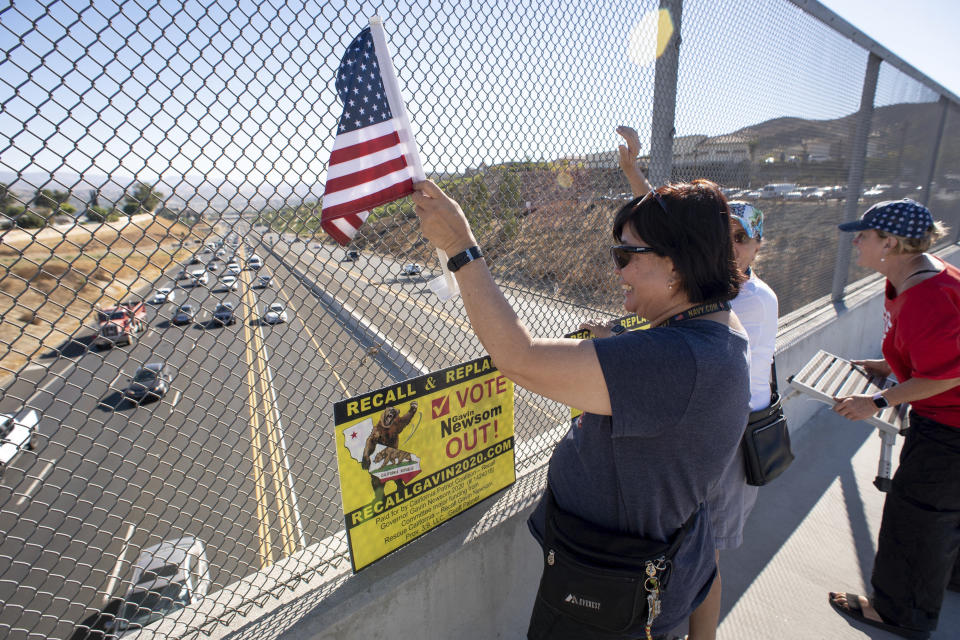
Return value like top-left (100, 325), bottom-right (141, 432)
top-left (0, 223), bottom-right (582, 639)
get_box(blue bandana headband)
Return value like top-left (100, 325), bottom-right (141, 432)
top-left (728, 201), bottom-right (763, 239)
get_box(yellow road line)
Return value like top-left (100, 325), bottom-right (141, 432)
top-left (241, 256), bottom-right (297, 557)
top-left (254, 332), bottom-right (298, 557)
top-left (240, 297), bottom-right (273, 567)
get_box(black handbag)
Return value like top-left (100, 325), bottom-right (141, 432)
top-left (536, 487), bottom-right (700, 635)
top-left (741, 358), bottom-right (794, 486)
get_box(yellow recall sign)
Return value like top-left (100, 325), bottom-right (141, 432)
top-left (333, 355), bottom-right (515, 571)
top-left (564, 314), bottom-right (649, 421)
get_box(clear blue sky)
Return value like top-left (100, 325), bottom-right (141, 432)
top-left (0, 0), bottom-right (956, 183)
top-left (819, 0), bottom-right (960, 98)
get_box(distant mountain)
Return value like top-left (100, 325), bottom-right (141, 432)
top-left (0, 170), bottom-right (324, 212)
top-left (2, 101), bottom-right (946, 211)
top-left (727, 101), bottom-right (944, 160)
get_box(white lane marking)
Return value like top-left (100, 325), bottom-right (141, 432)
top-left (23, 359), bottom-right (80, 409)
top-left (103, 523), bottom-right (136, 604)
top-left (15, 460), bottom-right (55, 506)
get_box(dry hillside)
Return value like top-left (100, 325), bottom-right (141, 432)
top-left (0, 217), bottom-right (202, 382)
top-left (350, 194), bottom-right (874, 318)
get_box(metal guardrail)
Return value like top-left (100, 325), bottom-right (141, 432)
top-left (0, 1), bottom-right (958, 638)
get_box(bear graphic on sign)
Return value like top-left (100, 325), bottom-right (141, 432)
top-left (343, 402), bottom-right (421, 505)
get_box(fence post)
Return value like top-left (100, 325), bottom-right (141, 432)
top-left (648, 0), bottom-right (683, 187)
top-left (920, 95), bottom-right (949, 207)
top-left (831, 52), bottom-right (881, 304)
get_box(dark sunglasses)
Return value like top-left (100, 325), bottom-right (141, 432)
top-left (641, 189), bottom-right (668, 214)
top-left (610, 244), bottom-right (660, 269)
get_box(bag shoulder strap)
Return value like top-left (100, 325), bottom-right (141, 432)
top-left (769, 357), bottom-right (779, 401)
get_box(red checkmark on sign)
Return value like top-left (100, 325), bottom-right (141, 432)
top-left (432, 395), bottom-right (450, 419)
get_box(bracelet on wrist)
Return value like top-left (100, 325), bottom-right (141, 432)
top-left (446, 246), bottom-right (483, 273)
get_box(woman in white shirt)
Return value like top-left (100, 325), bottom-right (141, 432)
top-left (688, 201), bottom-right (779, 639)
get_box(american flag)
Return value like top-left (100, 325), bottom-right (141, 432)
top-left (321, 25), bottom-right (418, 246)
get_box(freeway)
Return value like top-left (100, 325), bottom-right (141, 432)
top-left (0, 223), bottom-right (586, 639)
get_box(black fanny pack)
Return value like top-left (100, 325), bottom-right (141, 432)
top-left (536, 487), bottom-right (700, 635)
top-left (741, 391), bottom-right (794, 486)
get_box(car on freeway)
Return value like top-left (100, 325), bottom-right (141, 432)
top-left (783, 190), bottom-right (805, 200)
top-left (123, 363), bottom-right (173, 404)
top-left (151, 288), bottom-right (176, 304)
top-left (401, 263), bottom-right (423, 276)
top-left (226, 262), bottom-right (241, 275)
top-left (102, 536), bottom-right (211, 637)
top-left (255, 274), bottom-right (272, 288)
top-left (189, 270), bottom-right (208, 286)
top-left (207, 261), bottom-right (218, 272)
top-left (176, 269), bottom-right (190, 281)
top-left (187, 256), bottom-right (202, 265)
top-left (219, 274), bottom-right (239, 291)
top-left (171, 304), bottom-right (195, 326)
top-left (829, 185), bottom-right (848, 200)
top-left (806, 188), bottom-right (829, 200)
top-left (862, 184), bottom-right (892, 199)
top-left (215, 248), bottom-right (226, 258)
top-left (247, 255), bottom-right (263, 269)
top-left (212, 302), bottom-right (236, 326)
top-left (262, 302), bottom-right (288, 324)
top-left (342, 250), bottom-right (360, 262)
top-left (0, 410), bottom-right (39, 474)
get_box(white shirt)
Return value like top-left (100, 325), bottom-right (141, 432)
top-left (730, 271), bottom-right (779, 411)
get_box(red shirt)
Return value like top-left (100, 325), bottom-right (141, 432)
top-left (882, 260), bottom-right (960, 427)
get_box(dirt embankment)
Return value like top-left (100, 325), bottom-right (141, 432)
top-left (0, 217), bottom-right (205, 382)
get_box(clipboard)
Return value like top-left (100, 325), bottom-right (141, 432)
top-left (788, 350), bottom-right (909, 492)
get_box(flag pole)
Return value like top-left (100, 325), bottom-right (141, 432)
top-left (369, 15), bottom-right (459, 298)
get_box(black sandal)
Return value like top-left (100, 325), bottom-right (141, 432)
top-left (828, 592), bottom-right (930, 640)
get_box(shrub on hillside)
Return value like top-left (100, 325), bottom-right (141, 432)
top-left (86, 206), bottom-right (121, 223)
top-left (16, 210), bottom-right (46, 229)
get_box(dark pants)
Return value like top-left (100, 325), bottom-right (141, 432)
top-left (952, 557), bottom-right (960, 591)
top-left (871, 413), bottom-right (960, 632)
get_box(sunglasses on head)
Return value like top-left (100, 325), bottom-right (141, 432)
top-left (641, 189), bottom-right (668, 214)
top-left (610, 244), bottom-right (660, 269)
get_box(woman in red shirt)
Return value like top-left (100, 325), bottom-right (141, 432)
top-left (830, 199), bottom-right (960, 640)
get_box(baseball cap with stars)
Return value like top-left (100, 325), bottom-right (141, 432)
top-left (838, 198), bottom-right (934, 239)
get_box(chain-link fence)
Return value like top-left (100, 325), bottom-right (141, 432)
top-left (0, 1), bottom-right (957, 638)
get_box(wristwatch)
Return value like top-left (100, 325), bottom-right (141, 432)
top-left (610, 323), bottom-right (627, 335)
top-left (447, 246), bottom-right (483, 273)
top-left (872, 392), bottom-right (890, 409)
